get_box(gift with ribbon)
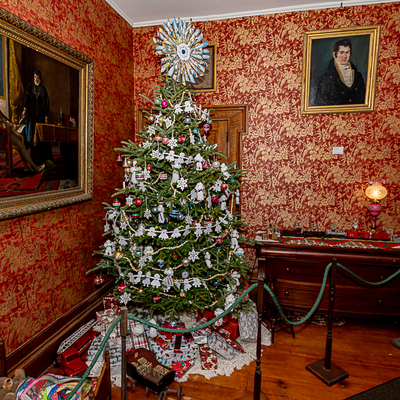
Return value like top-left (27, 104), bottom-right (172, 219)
top-left (239, 306), bottom-right (258, 342)
top-left (207, 331), bottom-right (237, 360)
top-left (97, 308), bottom-right (120, 338)
top-left (129, 320), bottom-right (151, 351)
top-left (103, 294), bottom-right (118, 310)
top-left (172, 360), bottom-right (195, 379)
top-left (149, 335), bottom-right (198, 367)
top-left (196, 311), bottom-right (240, 340)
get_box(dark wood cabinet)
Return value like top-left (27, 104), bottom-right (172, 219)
top-left (257, 242), bottom-right (400, 316)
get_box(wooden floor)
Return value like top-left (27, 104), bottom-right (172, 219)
top-left (113, 315), bottom-right (400, 400)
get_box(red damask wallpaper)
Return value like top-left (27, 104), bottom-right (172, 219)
top-left (1, 0), bottom-right (400, 356)
top-left (133, 3), bottom-right (400, 241)
top-left (0, 0), bottom-right (134, 354)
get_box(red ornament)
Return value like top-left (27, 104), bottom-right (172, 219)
top-left (118, 283), bottom-right (125, 293)
top-left (202, 161), bottom-right (210, 169)
top-left (147, 165), bottom-right (152, 171)
top-left (162, 137), bottom-right (169, 145)
top-left (94, 275), bottom-right (104, 286)
top-left (116, 308), bottom-right (121, 315)
top-left (221, 183), bottom-right (228, 190)
top-left (203, 124), bottom-right (211, 132)
top-left (212, 196), bottom-right (219, 204)
top-left (135, 198), bottom-right (142, 206)
top-left (173, 253), bottom-right (178, 258)
top-left (178, 135), bottom-right (185, 143)
top-left (216, 237), bottom-right (223, 245)
top-left (161, 100), bottom-right (168, 108)
top-left (153, 296), bottom-right (162, 303)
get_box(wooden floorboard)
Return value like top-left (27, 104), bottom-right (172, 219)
top-left (113, 316), bottom-right (400, 400)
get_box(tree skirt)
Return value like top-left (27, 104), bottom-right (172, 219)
top-left (175, 313), bottom-right (272, 382)
top-left (97, 314), bottom-right (272, 386)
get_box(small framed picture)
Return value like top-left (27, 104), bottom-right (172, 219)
top-left (301, 25), bottom-right (380, 114)
top-left (190, 44), bottom-right (216, 92)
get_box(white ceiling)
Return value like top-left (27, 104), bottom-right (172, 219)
top-left (104, 0), bottom-right (392, 27)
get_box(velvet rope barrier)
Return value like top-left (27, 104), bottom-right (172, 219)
top-left (65, 262), bottom-right (400, 399)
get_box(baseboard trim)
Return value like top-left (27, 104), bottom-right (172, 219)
top-left (4, 279), bottom-right (114, 377)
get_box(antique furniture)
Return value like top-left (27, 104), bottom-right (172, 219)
top-left (257, 241), bottom-right (400, 317)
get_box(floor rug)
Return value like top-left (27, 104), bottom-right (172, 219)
top-left (345, 377), bottom-right (400, 399)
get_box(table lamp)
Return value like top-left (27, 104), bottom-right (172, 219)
top-left (365, 178), bottom-right (388, 232)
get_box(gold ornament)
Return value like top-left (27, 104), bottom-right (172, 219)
top-left (114, 251), bottom-right (123, 260)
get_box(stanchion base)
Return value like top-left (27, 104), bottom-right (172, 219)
top-left (235, 391), bottom-right (269, 400)
top-left (306, 359), bottom-right (349, 387)
top-left (391, 337), bottom-right (400, 349)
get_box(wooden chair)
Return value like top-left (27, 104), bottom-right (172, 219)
top-left (0, 127), bottom-right (13, 177)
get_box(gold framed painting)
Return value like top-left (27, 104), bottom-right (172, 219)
top-left (0, 7), bottom-right (94, 220)
top-left (190, 44), bottom-right (216, 92)
top-left (301, 25), bottom-right (380, 114)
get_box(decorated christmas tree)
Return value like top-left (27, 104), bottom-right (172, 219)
top-left (93, 18), bottom-right (250, 319)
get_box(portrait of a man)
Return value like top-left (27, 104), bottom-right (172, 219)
top-left (314, 38), bottom-right (366, 106)
top-left (301, 26), bottom-right (380, 114)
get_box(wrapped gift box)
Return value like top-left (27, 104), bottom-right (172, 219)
top-left (192, 317), bottom-right (212, 337)
top-left (196, 311), bottom-right (240, 340)
top-left (150, 336), bottom-right (198, 367)
top-left (103, 295), bottom-right (118, 310)
top-left (96, 307), bottom-right (119, 323)
top-left (172, 360), bottom-right (195, 379)
top-left (239, 307), bottom-right (258, 342)
top-left (130, 330), bottom-right (151, 351)
top-left (207, 332), bottom-right (237, 360)
top-left (199, 344), bottom-right (218, 370)
top-left (100, 321), bottom-right (120, 338)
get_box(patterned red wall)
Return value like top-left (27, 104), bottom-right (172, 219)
top-left (133, 3), bottom-right (400, 241)
top-left (1, 0), bottom-right (400, 356)
top-left (0, 0), bottom-right (134, 354)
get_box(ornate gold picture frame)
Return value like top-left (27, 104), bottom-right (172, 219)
top-left (0, 7), bottom-right (94, 220)
top-left (301, 25), bottom-right (380, 114)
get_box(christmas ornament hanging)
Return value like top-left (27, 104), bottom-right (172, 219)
top-left (135, 198), bottom-right (143, 206)
top-left (153, 296), bottom-right (162, 303)
top-left (161, 100), bottom-right (168, 108)
top-left (118, 283), bottom-right (125, 293)
top-left (162, 137), bottom-right (169, 145)
top-left (182, 258), bottom-right (190, 267)
top-left (94, 275), bottom-right (104, 286)
top-left (114, 251), bottom-right (123, 260)
top-left (178, 135), bottom-right (185, 143)
top-left (221, 183), bottom-right (228, 190)
top-left (216, 237), bottom-right (223, 245)
top-left (147, 165), bottom-right (153, 171)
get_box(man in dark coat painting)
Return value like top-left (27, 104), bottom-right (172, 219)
top-left (20, 69), bottom-right (52, 165)
top-left (314, 38), bottom-right (366, 106)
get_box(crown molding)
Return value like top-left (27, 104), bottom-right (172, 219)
top-left (105, 0), bottom-right (398, 28)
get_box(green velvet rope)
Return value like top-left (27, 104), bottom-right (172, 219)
top-left (65, 261), bottom-right (400, 399)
